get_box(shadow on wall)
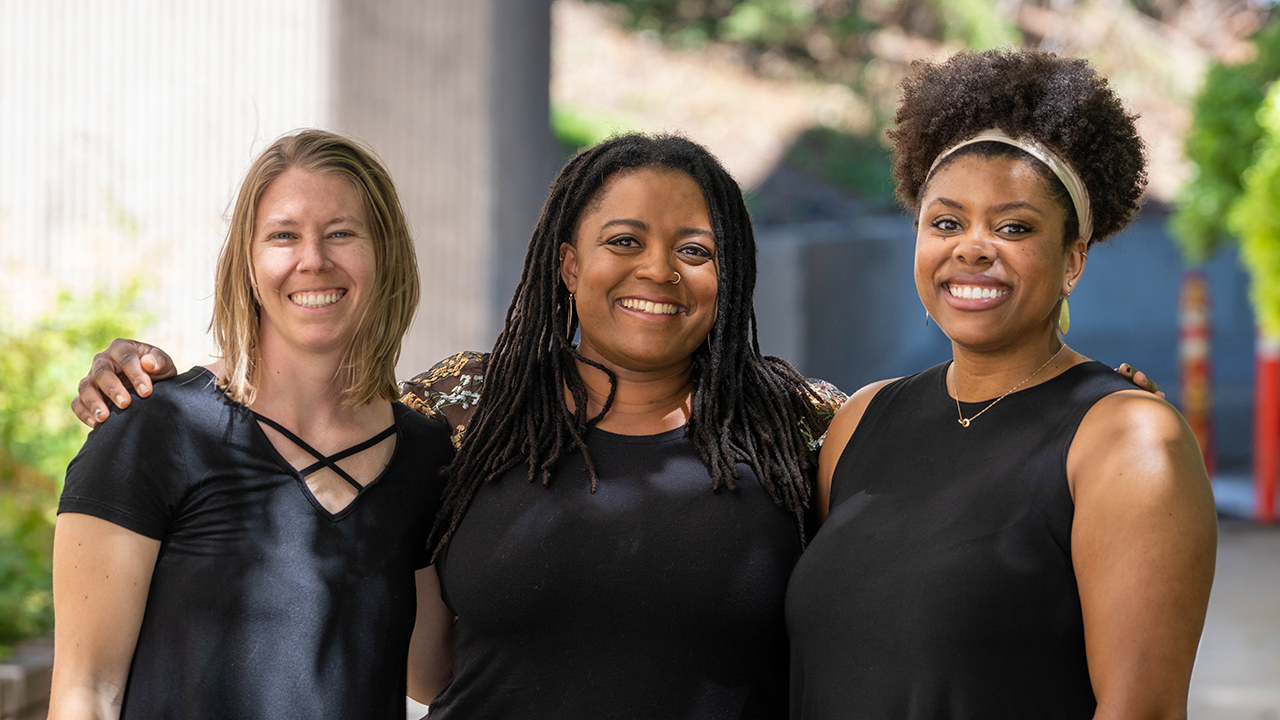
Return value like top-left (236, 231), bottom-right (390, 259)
top-left (754, 205), bottom-right (1256, 473)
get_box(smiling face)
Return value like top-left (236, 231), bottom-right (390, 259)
top-left (914, 154), bottom-right (1087, 353)
top-left (252, 167), bottom-right (376, 359)
top-left (560, 167), bottom-right (718, 374)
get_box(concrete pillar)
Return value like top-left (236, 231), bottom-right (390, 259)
top-left (331, 0), bottom-right (556, 376)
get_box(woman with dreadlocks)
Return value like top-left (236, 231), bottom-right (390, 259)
top-left (785, 49), bottom-right (1217, 719)
top-left (393, 134), bottom-right (834, 717)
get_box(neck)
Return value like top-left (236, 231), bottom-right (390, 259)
top-left (948, 327), bottom-right (1076, 402)
top-left (242, 335), bottom-right (364, 430)
top-left (570, 349), bottom-right (695, 436)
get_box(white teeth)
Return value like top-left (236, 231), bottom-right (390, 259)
top-left (620, 298), bottom-right (679, 315)
top-left (290, 290), bottom-right (346, 308)
top-left (948, 285), bottom-right (1007, 300)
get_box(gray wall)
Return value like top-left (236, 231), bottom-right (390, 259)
top-left (331, 0), bottom-right (557, 376)
top-left (755, 207), bottom-right (1256, 472)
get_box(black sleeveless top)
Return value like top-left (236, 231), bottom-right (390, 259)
top-left (428, 425), bottom-right (801, 720)
top-left (785, 360), bottom-right (1133, 720)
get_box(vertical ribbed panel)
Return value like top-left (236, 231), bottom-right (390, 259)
top-left (331, 0), bottom-right (495, 376)
top-left (0, 1), bottom-right (555, 379)
top-left (0, 0), bottom-right (329, 364)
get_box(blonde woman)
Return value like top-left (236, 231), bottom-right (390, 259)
top-left (49, 130), bottom-right (453, 719)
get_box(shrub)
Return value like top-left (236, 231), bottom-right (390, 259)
top-left (0, 285), bottom-right (148, 655)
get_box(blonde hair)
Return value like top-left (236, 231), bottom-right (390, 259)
top-left (211, 129), bottom-right (419, 407)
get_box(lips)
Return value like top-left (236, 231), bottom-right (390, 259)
top-left (289, 289), bottom-right (347, 308)
top-left (619, 297), bottom-right (682, 315)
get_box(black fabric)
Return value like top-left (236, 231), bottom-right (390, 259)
top-left (785, 361), bottom-right (1133, 720)
top-left (59, 367), bottom-right (453, 720)
top-left (429, 425), bottom-right (801, 720)
top-left (252, 410), bottom-right (398, 490)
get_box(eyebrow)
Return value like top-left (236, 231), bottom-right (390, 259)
top-left (599, 218), bottom-right (714, 239)
top-left (259, 215), bottom-right (367, 229)
top-left (925, 198), bottom-right (1046, 215)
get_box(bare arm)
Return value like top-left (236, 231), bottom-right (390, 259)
top-left (49, 514), bottom-right (161, 720)
top-left (1069, 391), bottom-right (1217, 720)
top-left (814, 379), bottom-right (896, 524)
top-left (406, 566), bottom-right (453, 704)
top-left (71, 339), bottom-right (177, 428)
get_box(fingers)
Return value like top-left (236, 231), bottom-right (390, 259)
top-left (135, 344), bottom-right (177, 385)
top-left (1117, 364), bottom-right (1165, 400)
top-left (84, 351), bottom-right (134, 416)
top-left (73, 339), bottom-right (178, 429)
top-left (1133, 370), bottom-right (1166, 400)
top-left (71, 392), bottom-right (99, 429)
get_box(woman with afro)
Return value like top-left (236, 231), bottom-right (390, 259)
top-left (786, 49), bottom-right (1217, 719)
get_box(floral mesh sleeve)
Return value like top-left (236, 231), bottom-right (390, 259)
top-left (399, 351), bottom-right (488, 451)
top-left (802, 377), bottom-right (848, 452)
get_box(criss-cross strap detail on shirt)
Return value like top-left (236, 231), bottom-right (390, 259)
top-left (253, 412), bottom-right (397, 491)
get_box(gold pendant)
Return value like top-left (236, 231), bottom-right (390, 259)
top-left (958, 418), bottom-right (971, 428)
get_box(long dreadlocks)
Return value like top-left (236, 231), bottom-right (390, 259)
top-left (429, 134), bottom-right (823, 556)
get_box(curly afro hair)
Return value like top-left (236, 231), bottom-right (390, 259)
top-left (888, 48), bottom-right (1147, 245)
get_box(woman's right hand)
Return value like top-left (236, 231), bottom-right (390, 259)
top-left (72, 339), bottom-right (177, 428)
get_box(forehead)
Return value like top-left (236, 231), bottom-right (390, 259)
top-left (586, 167), bottom-right (707, 215)
top-left (922, 154), bottom-right (1059, 207)
top-left (256, 168), bottom-right (366, 221)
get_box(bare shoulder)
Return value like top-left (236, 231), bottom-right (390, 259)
top-left (1069, 388), bottom-right (1213, 508)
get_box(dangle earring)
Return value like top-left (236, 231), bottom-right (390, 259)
top-left (566, 293), bottom-right (575, 340)
top-left (925, 310), bottom-right (931, 327)
top-left (1059, 280), bottom-right (1073, 335)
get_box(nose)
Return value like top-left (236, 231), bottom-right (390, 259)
top-left (297, 236), bottom-right (332, 272)
top-left (634, 246), bottom-right (678, 284)
top-left (953, 227), bottom-right (994, 266)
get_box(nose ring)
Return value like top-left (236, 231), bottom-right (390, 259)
top-left (670, 271), bottom-right (681, 285)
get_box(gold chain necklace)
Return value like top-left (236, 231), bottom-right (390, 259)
top-left (954, 343), bottom-right (1067, 428)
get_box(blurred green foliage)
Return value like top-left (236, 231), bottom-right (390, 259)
top-left (1171, 20), bottom-right (1280, 266)
top-left (551, 104), bottom-right (646, 151)
top-left (925, 0), bottom-right (1019, 50)
top-left (595, 0), bottom-right (873, 59)
top-left (0, 285), bottom-right (148, 654)
top-left (784, 125), bottom-right (895, 199)
top-left (1230, 81), bottom-right (1280, 337)
top-left (589, 0), bottom-right (1019, 76)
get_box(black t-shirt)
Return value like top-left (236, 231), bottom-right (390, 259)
top-left (428, 425), bottom-right (802, 720)
top-left (59, 367), bottom-right (453, 720)
top-left (786, 361), bottom-right (1132, 720)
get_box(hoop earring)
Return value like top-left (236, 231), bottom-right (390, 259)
top-left (566, 293), bottom-right (575, 340)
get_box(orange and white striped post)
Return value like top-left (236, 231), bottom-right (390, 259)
top-left (1179, 272), bottom-right (1214, 477)
top-left (1255, 331), bottom-right (1280, 523)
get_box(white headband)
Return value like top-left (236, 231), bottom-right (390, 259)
top-left (926, 128), bottom-right (1093, 242)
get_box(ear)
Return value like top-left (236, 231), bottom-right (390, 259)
top-left (1063, 238), bottom-right (1088, 296)
top-left (559, 242), bottom-right (579, 294)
